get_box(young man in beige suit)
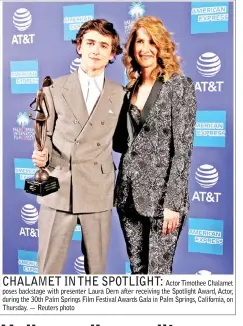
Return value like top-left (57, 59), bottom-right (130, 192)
top-left (32, 19), bottom-right (125, 274)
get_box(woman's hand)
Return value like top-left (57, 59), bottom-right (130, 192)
top-left (162, 208), bottom-right (180, 235)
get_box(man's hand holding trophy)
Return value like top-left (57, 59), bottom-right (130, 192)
top-left (24, 76), bottom-right (60, 196)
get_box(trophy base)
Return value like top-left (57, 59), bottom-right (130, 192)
top-left (24, 176), bottom-right (60, 196)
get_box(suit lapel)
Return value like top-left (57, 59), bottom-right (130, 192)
top-left (88, 77), bottom-right (114, 124)
top-left (75, 77), bottom-right (117, 140)
top-left (126, 77), bottom-right (163, 145)
top-left (141, 77), bottom-right (164, 122)
top-left (126, 80), bottom-right (139, 145)
top-left (62, 72), bottom-right (118, 139)
top-left (62, 70), bottom-right (89, 125)
top-left (127, 77), bottom-right (164, 123)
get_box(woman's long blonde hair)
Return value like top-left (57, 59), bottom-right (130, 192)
top-left (123, 16), bottom-right (182, 87)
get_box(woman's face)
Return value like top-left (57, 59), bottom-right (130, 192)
top-left (134, 27), bottom-right (158, 70)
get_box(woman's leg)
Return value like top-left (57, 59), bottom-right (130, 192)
top-left (118, 201), bottom-right (150, 274)
top-left (148, 216), bottom-right (185, 274)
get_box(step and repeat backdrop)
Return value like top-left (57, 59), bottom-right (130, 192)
top-left (2, 1), bottom-right (233, 275)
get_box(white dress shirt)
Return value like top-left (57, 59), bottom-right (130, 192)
top-left (78, 67), bottom-right (105, 115)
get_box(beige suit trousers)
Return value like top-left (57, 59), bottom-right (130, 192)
top-left (38, 205), bottom-right (112, 274)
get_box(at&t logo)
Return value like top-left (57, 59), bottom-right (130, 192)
top-left (19, 204), bottom-right (39, 237)
top-left (196, 270), bottom-right (212, 275)
top-left (195, 52), bottom-right (224, 92)
top-left (192, 164), bottom-right (221, 203)
top-left (12, 8), bottom-right (35, 45)
top-left (74, 256), bottom-right (86, 274)
top-left (70, 57), bottom-right (81, 73)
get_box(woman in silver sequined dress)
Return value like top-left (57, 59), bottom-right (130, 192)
top-left (113, 16), bottom-right (197, 274)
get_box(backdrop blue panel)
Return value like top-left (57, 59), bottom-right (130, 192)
top-left (3, 1), bottom-right (234, 275)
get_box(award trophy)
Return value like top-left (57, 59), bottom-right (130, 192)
top-left (24, 76), bottom-right (60, 196)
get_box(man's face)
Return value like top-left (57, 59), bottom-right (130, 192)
top-left (77, 30), bottom-right (114, 72)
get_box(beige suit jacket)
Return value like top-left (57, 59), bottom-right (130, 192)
top-left (37, 70), bottom-right (125, 213)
